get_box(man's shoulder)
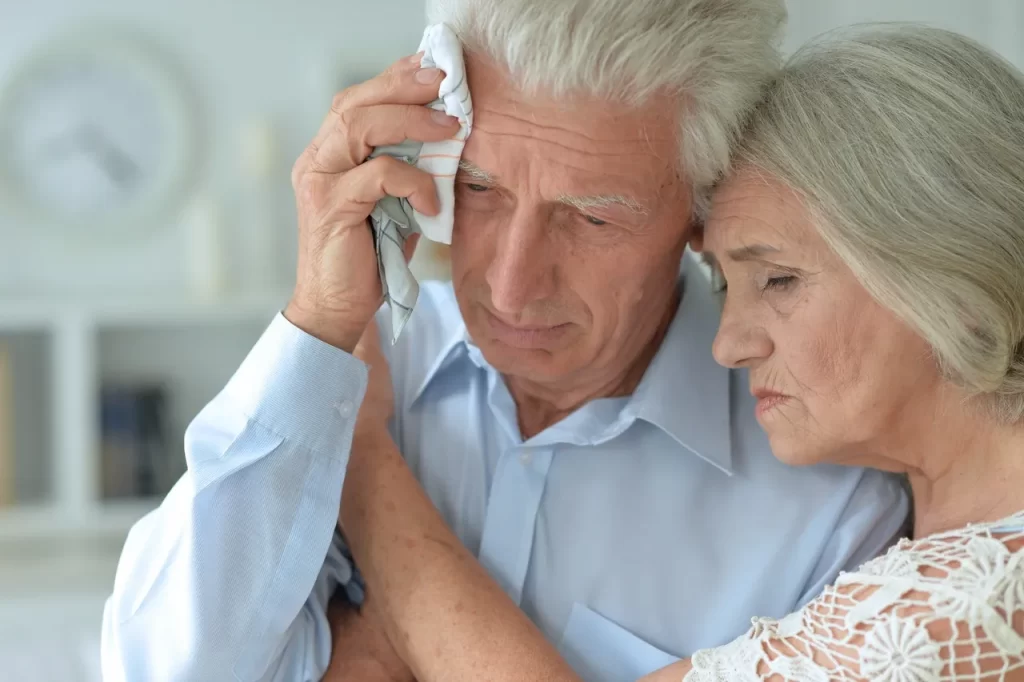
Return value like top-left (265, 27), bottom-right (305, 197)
top-left (376, 280), bottom-right (467, 405)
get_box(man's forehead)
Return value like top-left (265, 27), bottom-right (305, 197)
top-left (464, 53), bottom-right (679, 166)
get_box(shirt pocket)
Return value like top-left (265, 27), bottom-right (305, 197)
top-left (557, 602), bottom-right (680, 682)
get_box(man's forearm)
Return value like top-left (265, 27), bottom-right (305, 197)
top-left (340, 428), bottom-right (582, 682)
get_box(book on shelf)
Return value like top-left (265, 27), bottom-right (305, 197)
top-left (0, 342), bottom-right (12, 507)
top-left (100, 382), bottom-right (181, 500)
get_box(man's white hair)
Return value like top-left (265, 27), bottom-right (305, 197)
top-left (426, 0), bottom-right (787, 219)
top-left (734, 24), bottom-right (1024, 422)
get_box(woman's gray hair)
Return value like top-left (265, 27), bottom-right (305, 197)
top-left (426, 0), bottom-right (787, 219)
top-left (734, 24), bottom-right (1024, 422)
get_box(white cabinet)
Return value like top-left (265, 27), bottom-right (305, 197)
top-left (0, 295), bottom-right (287, 543)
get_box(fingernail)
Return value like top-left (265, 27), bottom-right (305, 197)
top-left (431, 109), bottom-right (458, 126)
top-left (416, 67), bottom-right (442, 84)
top-left (408, 51), bottom-right (425, 66)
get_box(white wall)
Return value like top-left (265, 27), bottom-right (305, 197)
top-left (784, 0), bottom-right (1023, 66)
top-left (0, 0), bottom-right (428, 297)
top-left (1, 0), bottom-right (1021, 300)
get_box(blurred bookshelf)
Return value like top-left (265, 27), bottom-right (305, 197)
top-left (0, 292), bottom-right (290, 545)
top-left (0, 242), bottom-right (450, 553)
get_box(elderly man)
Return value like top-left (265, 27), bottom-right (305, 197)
top-left (101, 1), bottom-right (909, 681)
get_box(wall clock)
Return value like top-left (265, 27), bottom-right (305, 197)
top-left (0, 26), bottom-right (199, 241)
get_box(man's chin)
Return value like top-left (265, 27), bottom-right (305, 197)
top-left (472, 334), bottom-right (571, 382)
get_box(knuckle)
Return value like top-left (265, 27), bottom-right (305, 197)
top-left (296, 172), bottom-right (325, 212)
top-left (330, 89), bottom-right (353, 114)
top-left (382, 67), bottom-right (404, 93)
top-left (291, 147), bottom-right (312, 188)
top-left (335, 106), bottom-right (362, 137)
top-left (365, 154), bottom-right (400, 177)
top-left (337, 109), bottom-right (370, 162)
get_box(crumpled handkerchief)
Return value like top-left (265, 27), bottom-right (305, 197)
top-left (369, 23), bottom-right (472, 342)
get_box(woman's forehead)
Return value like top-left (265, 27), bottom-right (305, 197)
top-left (705, 172), bottom-right (822, 258)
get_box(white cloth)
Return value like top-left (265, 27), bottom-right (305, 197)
top-left (370, 23), bottom-right (472, 342)
top-left (685, 510), bottom-right (1024, 681)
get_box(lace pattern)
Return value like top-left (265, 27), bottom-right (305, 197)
top-left (685, 512), bottom-right (1024, 681)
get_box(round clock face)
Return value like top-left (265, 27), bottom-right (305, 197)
top-left (0, 32), bottom-right (197, 237)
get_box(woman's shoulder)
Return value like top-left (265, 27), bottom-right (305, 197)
top-left (851, 509), bottom-right (1024, 586)
top-left (686, 512), bottom-right (1024, 682)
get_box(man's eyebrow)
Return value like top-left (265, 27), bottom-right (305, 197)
top-left (456, 160), bottom-right (648, 216)
top-left (557, 193), bottom-right (649, 216)
top-left (457, 160), bottom-right (496, 183)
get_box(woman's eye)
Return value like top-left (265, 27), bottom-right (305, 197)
top-left (762, 275), bottom-right (796, 291)
top-left (583, 215), bottom-right (607, 226)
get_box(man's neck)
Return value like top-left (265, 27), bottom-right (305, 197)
top-left (507, 290), bottom-right (681, 440)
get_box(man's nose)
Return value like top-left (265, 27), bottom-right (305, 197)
top-left (485, 207), bottom-right (557, 315)
top-left (712, 299), bottom-right (773, 368)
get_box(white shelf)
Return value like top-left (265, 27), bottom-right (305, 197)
top-left (0, 291), bottom-right (290, 331)
top-left (0, 293), bottom-right (288, 544)
top-left (0, 500), bottom-right (156, 543)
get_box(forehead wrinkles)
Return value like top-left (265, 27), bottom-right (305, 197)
top-left (467, 117), bottom-right (677, 183)
top-left (707, 176), bottom-right (827, 255)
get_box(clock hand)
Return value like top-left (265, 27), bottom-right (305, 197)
top-left (78, 123), bottom-right (141, 190)
top-left (40, 125), bottom-right (87, 162)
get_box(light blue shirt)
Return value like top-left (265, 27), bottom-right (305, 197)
top-left (101, 257), bottom-right (909, 682)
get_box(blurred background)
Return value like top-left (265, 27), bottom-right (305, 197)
top-left (0, 0), bottom-right (1019, 679)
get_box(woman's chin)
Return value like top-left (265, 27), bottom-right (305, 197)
top-left (765, 434), bottom-right (831, 468)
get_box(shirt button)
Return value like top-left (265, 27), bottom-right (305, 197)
top-left (336, 400), bottom-right (355, 418)
top-left (519, 452), bottom-right (533, 466)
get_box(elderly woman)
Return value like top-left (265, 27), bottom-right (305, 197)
top-left (338, 25), bottom-right (1024, 681)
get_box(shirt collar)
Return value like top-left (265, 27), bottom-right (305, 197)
top-left (409, 253), bottom-right (734, 474)
top-left (625, 253), bottom-right (733, 474)
top-left (409, 319), bottom-right (474, 405)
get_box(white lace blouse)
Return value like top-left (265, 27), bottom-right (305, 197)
top-left (685, 511), bottom-right (1024, 681)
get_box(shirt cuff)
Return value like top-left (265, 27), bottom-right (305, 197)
top-left (222, 312), bottom-right (370, 458)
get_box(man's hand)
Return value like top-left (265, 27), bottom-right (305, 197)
top-left (322, 591), bottom-right (416, 682)
top-left (284, 54), bottom-right (459, 352)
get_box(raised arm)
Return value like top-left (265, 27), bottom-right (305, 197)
top-left (101, 314), bottom-right (369, 681)
top-left (102, 51), bottom-right (459, 681)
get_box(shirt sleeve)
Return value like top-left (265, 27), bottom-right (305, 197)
top-left (100, 313), bottom-right (369, 682)
top-left (796, 467), bottom-right (911, 607)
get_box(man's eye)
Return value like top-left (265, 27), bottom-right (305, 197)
top-left (465, 183), bottom-right (489, 192)
top-left (583, 215), bottom-right (607, 226)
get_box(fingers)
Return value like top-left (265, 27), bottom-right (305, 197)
top-left (315, 155), bottom-right (440, 219)
top-left (341, 52), bottom-right (448, 109)
top-left (307, 54), bottom-right (452, 159)
top-left (292, 53), bottom-right (460, 186)
top-left (305, 104), bottom-right (460, 175)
